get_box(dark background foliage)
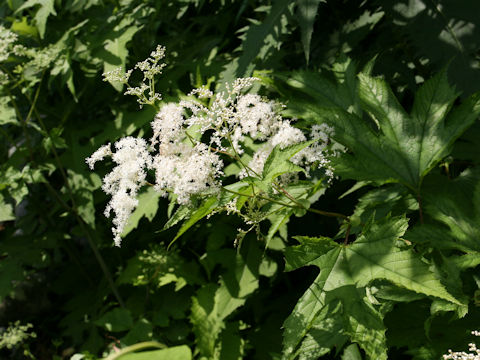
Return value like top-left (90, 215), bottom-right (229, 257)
top-left (0, 0), bottom-right (479, 359)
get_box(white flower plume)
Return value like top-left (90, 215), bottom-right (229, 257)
top-left (88, 46), bottom-right (336, 246)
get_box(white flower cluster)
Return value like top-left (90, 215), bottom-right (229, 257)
top-left (443, 331), bottom-right (480, 360)
top-left (0, 25), bottom-right (18, 63)
top-left (179, 78), bottom-right (334, 180)
top-left (0, 25), bottom-right (62, 86)
top-left (86, 138), bottom-right (151, 246)
top-left (89, 46), bottom-right (335, 246)
top-left (103, 45), bottom-right (166, 107)
top-left (0, 321), bottom-right (36, 350)
top-left (240, 122), bottom-right (334, 180)
top-left (26, 45), bottom-right (62, 70)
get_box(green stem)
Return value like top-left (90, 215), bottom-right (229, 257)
top-left (222, 186), bottom-right (348, 220)
top-left (344, 222), bottom-right (352, 245)
top-left (223, 187), bottom-right (294, 209)
top-left (25, 76), bottom-right (42, 124)
top-left (273, 180), bottom-right (349, 219)
top-left (225, 131), bottom-right (260, 177)
top-left (224, 130), bottom-right (262, 202)
top-left (417, 193), bottom-right (424, 224)
top-left (308, 207), bottom-right (349, 219)
top-left (272, 181), bottom-right (303, 206)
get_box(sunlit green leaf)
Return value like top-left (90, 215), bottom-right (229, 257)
top-left (122, 186), bottom-right (161, 237)
top-left (16, 0), bottom-right (56, 38)
top-left (283, 216), bottom-right (460, 359)
top-left (296, 0), bottom-right (325, 64)
top-left (114, 345), bottom-right (192, 360)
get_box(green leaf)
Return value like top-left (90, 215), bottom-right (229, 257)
top-left (275, 59), bottom-right (359, 113)
top-left (450, 253), bottom-right (480, 271)
top-left (218, 322), bottom-right (246, 360)
top-left (380, 0), bottom-right (480, 95)
top-left (166, 182), bottom-right (249, 246)
top-left (11, 16), bottom-right (38, 37)
top-left (191, 284), bottom-right (243, 359)
top-left (16, 0), bottom-right (56, 38)
top-left (340, 10), bottom-right (384, 54)
top-left (0, 97), bottom-right (17, 125)
top-left (122, 186), bottom-right (161, 237)
top-left (0, 193), bottom-right (15, 222)
top-left (67, 169), bottom-right (98, 227)
top-left (42, 127), bottom-right (67, 153)
top-left (345, 184), bottom-right (417, 234)
top-left (333, 71), bottom-right (479, 191)
top-left (341, 344), bottom-right (362, 360)
top-left (265, 208), bottom-right (292, 246)
top-left (288, 300), bottom-right (348, 360)
top-left (0, 164), bottom-right (52, 205)
top-left (262, 141), bottom-right (312, 183)
top-left (219, 0), bottom-right (293, 85)
top-left (408, 168), bottom-right (480, 254)
top-left (94, 308), bottom-right (133, 332)
top-left (296, 0), bottom-right (325, 64)
top-left (50, 55), bottom-right (77, 100)
top-left (169, 196), bottom-right (219, 247)
top-left (283, 217), bottom-right (459, 359)
top-left (121, 319), bottom-right (154, 346)
top-left (163, 205), bottom-right (191, 230)
top-left (283, 66), bottom-right (480, 192)
top-left (114, 345), bottom-right (192, 360)
top-left (191, 241), bottom-right (261, 359)
top-left (103, 25), bottom-right (140, 91)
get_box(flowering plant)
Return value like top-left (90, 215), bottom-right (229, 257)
top-left (2, 1), bottom-right (480, 357)
top-left (87, 46), bottom-right (336, 247)
top-left (85, 43), bottom-right (480, 359)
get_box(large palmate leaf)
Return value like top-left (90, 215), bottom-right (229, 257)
top-left (275, 56), bottom-right (361, 115)
top-left (348, 185), bottom-right (417, 226)
top-left (282, 217), bottom-right (460, 359)
top-left (408, 168), bottom-right (480, 269)
top-left (330, 70), bottom-right (480, 191)
top-left (281, 66), bottom-right (480, 193)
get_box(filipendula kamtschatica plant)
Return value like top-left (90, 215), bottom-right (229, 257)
top-left (443, 331), bottom-right (480, 360)
top-left (87, 45), bottom-right (336, 247)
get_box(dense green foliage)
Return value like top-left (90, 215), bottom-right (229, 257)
top-left (1, 0), bottom-right (479, 359)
